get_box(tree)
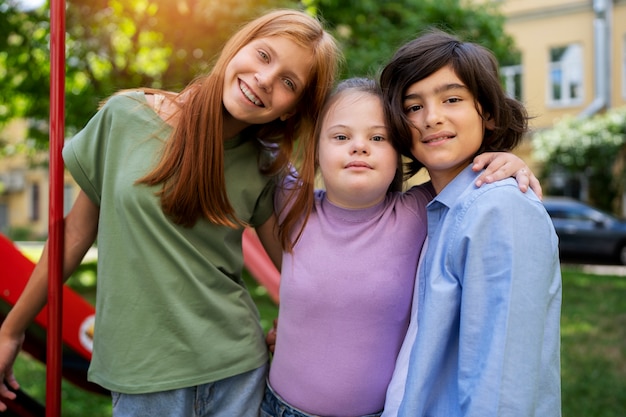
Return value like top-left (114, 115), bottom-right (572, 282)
top-left (306, 0), bottom-right (519, 78)
top-left (1, 0), bottom-right (516, 153)
top-left (0, 0), bottom-right (296, 152)
top-left (0, 0), bottom-right (52, 153)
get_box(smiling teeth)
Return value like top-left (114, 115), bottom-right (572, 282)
top-left (240, 83), bottom-right (263, 107)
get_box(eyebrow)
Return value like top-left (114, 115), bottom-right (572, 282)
top-left (403, 83), bottom-right (468, 101)
top-left (327, 124), bottom-right (388, 131)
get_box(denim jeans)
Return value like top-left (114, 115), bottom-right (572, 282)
top-left (111, 363), bottom-right (268, 417)
top-left (260, 381), bottom-right (382, 417)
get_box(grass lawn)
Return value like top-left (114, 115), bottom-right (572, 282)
top-left (8, 264), bottom-right (626, 416)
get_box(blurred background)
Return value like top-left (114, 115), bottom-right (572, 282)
top-left (1, 0), bottom-right (625, 416)
top-left (2, 0), bottom-right (626, 240)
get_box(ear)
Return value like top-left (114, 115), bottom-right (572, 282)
top-left (484, 115), bottom-right (496, 131)
top-left (280, 110), bottom-right (296, 122)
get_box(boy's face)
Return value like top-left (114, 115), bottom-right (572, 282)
top-left (222, 36), bottom-right (313, 127)
top-left (402, 65), bottom-right (493, 192)
top-left (318, 92), bottom-right (398, 209)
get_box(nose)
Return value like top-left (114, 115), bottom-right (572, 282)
top-left (424, 104), bottom-right (444, 128)
top-left (255, 72), bottom-right (273, 93)
top-left (351, 138), bottom-right (369, 154)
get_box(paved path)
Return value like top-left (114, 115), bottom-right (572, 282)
top-left (562, 263), bottom-right (626, 276)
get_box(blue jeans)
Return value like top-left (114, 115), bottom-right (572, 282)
top-left (260, 381), bottom-right (382, 417)
top-left (111, 363), bottom-right (268, 417)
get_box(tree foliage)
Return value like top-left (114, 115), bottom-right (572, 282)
top-left (308, 0), bottom-right (519, 78)
top-left (0, 0), bottom-right (517, 153)
top-left (0, 0), bottom-right (295, 147)
top-left (532, 107), bottom-right (626, 212)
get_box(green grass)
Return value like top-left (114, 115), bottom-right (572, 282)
top-left (559, 267), bottom-right (626, 416)
top-left (9, 265), bottom-right (626, 416)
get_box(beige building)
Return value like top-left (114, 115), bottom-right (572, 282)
top-left (0, 119), bottom-right (76, 238)
top-left (485, 0), bottom-right (626, 203)
top-left (2, 0), bottom-right (626, 236)
top-left (484, 0), bottom-right (626, 128)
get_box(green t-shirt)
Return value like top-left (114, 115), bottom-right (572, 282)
top-left (63, 91), bottom-right (273, 393)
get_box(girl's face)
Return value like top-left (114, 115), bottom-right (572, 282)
top-left (403, 65), bottom-right (494, 192)
top-left (318, 92), bottom-right (398, 209)
top-left (223, 36), bottom-right (314, 128)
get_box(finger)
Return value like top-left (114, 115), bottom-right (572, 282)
top-left (472, 155), bottom-right (505, 174)
top-left (514, 168), bottom-right (530, 192)
top-left (528, 174), bottom-right (543, 199)
top-left (4, 371), bottom-right (20, 391)
top-left (0, 381), bottom-right (17, 403)
top-left (474, 164), bottom-right (508, 187)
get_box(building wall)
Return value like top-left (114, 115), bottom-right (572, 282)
top-left (0, 119), bottom-right (79, 238)
top-left (475, 0), bottom-right (626, 129)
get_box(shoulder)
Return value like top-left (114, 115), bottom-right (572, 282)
top-left (376, 183), bottom-right (433, 222)
top-left (405, 182), bottom-right (435, 201)
top-left (102, 90), bottom-right (148, 112)
top-left (462, 180), bottom-right (548, 223)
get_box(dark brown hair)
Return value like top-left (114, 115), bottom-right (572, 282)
top-left (380, 29), bottom-right (529, 179)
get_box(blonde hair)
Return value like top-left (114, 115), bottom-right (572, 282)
top-left (137, 9), bottom-right (341, 228)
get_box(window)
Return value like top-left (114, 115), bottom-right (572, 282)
top-left (30, 183), bottom-right (40, 221)
top-left (548, 44), bottom-right (583, 106)
top-left (501, 64), bottom-right (523, 100)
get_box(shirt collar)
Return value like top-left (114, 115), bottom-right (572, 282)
top-left (430, 164), bottom-right (479, 209)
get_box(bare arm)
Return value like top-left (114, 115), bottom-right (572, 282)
top-left (0, 191), bottom-right (98, 410)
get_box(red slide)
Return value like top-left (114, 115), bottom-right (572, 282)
top-left (242, 228), bottom-right (280, 303)
top-left (0, 231), bottom-right (280, 416)
top-left (0, 234), bottom-right (107, 416)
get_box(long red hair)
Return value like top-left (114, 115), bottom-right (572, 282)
top-left (137, 9), bottom-right (341, 228)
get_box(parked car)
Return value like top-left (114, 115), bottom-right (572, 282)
top-left (542, 196), bottom-right (626, 265)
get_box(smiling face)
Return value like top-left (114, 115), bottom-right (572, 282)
top-left (403, 65), bottom-right (494, 192)
top-left (222, 35), bottom-right (314, 132)
top-left (317, 91), bottom-right (399, 209)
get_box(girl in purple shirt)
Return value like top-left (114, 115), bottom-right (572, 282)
top-left (261, 78), bottom-right (539, 417)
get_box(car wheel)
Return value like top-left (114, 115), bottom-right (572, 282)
top-left (619, 244), bottom-right (626, 265)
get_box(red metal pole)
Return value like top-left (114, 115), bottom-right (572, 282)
top-left (47, 0), bottom-right (65, 415)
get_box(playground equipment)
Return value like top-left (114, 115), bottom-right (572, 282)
top-left (4, 0), bottom-right (280, 414)
top-left (0, 229), bottom-right (279, 416)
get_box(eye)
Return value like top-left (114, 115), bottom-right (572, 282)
top-left (283, 78), bottom-right (296, 91)
top-left (371, 135), bottom-right (385, 142)
top-left (446, 97), bottom-right (462, 104)
top-left (333, 134), bottom-right (348, 141)
top-left (258, 50), bottom-right (269, 62)
top-left (404, 104), bottom-right (422, 113)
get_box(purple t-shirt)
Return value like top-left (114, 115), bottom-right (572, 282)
top-left (269, 183), bottom-right (433, 416)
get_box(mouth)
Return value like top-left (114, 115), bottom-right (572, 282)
top-left (239, 80), bottom-right (265, 107)
top-left (345, 161), bottom-right (372, 169)
top-left (422, 132), bottom-right (455, 144)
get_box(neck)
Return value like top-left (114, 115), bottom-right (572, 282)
top-left (222, 111), bottom-right (251, 140)
top-left (428, 162), bottom-right (472, 194)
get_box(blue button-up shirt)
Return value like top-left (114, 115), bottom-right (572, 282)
top-left (383, 166), bottom-right (562, 417)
